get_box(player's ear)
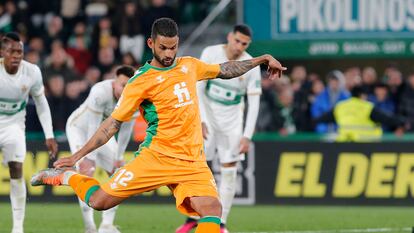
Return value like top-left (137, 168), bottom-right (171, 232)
top-left (147, 38), bottom-right (154, 49)
top-left (227, 32), bottom-right (233, 42)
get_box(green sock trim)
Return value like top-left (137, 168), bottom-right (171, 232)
top-left (198, 216), bottom-right (221, 225)
top-left (84, 185), bottom-right (100, 206)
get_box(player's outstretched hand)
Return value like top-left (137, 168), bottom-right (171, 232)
top-left (53, 154), bottom-right (79, 168)
top-left (264, 55), bottom-right (287, 80)
top-left (114, 160), bottom-right (125, 169)
top-left (239, 137), bottom-right (250, 154)
top-left (45, 138), bottom-right (58, 159)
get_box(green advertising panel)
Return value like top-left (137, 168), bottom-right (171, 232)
top-left (245, 0), bottom-right (414, 58)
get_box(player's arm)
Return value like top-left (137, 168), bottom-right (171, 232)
top-left (240, 67), bottom-right (262, 153)
top-left (54, 116), bottom-right (122, 168)
top-left (217, 54), bottom-right (286, 80)
top-left (54, 79), bottom-right (145, 168)
top-left (30, 66), bottom-right (58, 158)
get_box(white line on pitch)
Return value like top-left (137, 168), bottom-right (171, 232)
top-left (234, 227), bottom-right (412, 233)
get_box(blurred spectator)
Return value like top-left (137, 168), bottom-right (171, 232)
top-left (64, 80), bottom-right (87, 117)
top-left (384, 65), bottom-right (404, 111)
top-left (314, 86), bottom-right (407, 142)
top-left (42, 15), bottom-right (65, 53)
top-left (67, 21), bottom-right (90, 49)
top-left (142, 0), bottom-right (176, 38)
top-left (290, 65), bottom-right (307, 92)
top-left (27, 36), bottom-right (46, 61)
top-left (275, 88), bottom-right (297, 135)
top-left (84, 0), bottom-right (109, 26)
top-left (398, 73), bottom-right (414, 132)
top-left (344, 66), bottom-right (361, 93)
top-left (95, 46), bottom-right (115, 74)
top-left (290, 66), bottom-right (312, 131)
top-left (122, 52), bottom-right (140, 68)
top-left (368, 83), bottom-right (395, 131)
top-left (5, 1), bottom-right (26, 33)
top-left (25, 50), bottom-right (40, 66)
top-left (311, 70), bottom-right (350, 133)
top-left (91, 16), bottom-right (119, 61)
top-left (66, 22), bottom-right (93, 74)
top-left (59, 0), bottom-right (86, 42)
top-left (26, 0), bottom-right (60, 38)
top-left (361, 66), bottom-right (377, 95)
top-left (43, 40), bottom-right (78, 82)
top-left (0, 3), bottom-right (12, 32)
top-left (45, 75), bottom-right (67, 130)
top-left (84, 66), bottom-right (102, 86)
top-left (309, 78), bottom-right (325, 104)
top-left (116, 1), bottom-right (145, 63)
top-left (256, 72), bottom-right (279, 132)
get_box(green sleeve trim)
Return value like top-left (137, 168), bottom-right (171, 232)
top-left (198, 216), bottom-right (221, 225)
top-left (85, 185), bottom-right (100, 206)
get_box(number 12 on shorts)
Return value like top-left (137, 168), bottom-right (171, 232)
top-left (113, 169), bottom-right (134, 187)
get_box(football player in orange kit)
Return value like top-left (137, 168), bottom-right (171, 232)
top-left (31, 18), bottom-right (286, 233)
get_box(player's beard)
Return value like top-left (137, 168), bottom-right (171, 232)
top-left (153, 50), bottom-right (175, 67)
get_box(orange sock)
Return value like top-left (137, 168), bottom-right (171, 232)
top-left (68, 173), bottom-right (100, 205)
top-left (195, 216), bottom-right (220, 233)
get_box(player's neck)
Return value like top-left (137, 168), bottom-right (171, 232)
top-left (224, 45), bottom-right (240, 61)
top-left (4, 65), bottom-right (18, 75)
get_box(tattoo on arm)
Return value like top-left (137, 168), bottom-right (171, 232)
top-left (217, 60), bottom-right (256, 79)
top-left (84, 117), bottom-right (122, 155)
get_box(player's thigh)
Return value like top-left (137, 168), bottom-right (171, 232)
top-left (216, 131), bottom-right (243, 164)
top-left (171, 159), bottom-right (219, 217)
top-left (1, 124), bottom-right (26, 166)
top-left (66, 124), bottom-right (86, 154)
top-left (95, 137), bottom-right (117, 174)
top-left (100, 148), bottom-right (167, 199)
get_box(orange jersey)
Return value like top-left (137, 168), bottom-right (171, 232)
top-left (112, 57), bottom-right (220, 161)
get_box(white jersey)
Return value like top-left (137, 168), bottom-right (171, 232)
top-left (0, 59), bottom-right (44, 128)
top-left (68, 79), bottom-right (116, 130)
top-left (67, 79), bottom-right (135, 162)
top-left (198, 44), bottom-right (262, 133)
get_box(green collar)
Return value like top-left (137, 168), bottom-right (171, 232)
top-left (144, 60), bottom-right (177, 71)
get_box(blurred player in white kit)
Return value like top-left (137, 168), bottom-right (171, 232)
top-left (176, 25), bottom-right (261, 233)
top-left (66, 65), bottom-right (136, 233)
top-left (0, 32), bottom-right (58, 233)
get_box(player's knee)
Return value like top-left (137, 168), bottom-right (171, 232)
top-left (78, 161), bottom-right (95, 176)
top-left (88, 195), bottom-right (109, 211)
top-left (197, 198), bottom-right (222, 217)
top-left (8, 162), bottom-right (23, 179)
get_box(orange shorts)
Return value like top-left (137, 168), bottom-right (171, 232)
top-left (100, 147), bottom-right (218, 216)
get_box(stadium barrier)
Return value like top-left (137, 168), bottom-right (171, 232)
top-left (0, 135), bottom-right (413, 205)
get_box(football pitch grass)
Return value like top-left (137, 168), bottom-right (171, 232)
top-left (0, 203), bottom-right (413, 233)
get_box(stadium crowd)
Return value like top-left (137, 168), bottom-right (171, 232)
top-left (1, 0), bottom-right (411, 136)
top-left (257, 64), bottom-right (414, 134)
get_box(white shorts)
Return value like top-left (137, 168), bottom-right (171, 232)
top-left (0, 124), bottom-right (26, 166)
top-left (204, 126), bottom-right (244, 164)
top-left (66, 124), bottom-right (118, 173)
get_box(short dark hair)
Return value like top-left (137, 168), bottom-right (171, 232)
top-left (351, 86), bottom-right (366, 97)
top-left (233, 24), bottom-right (252, 37)
top-left (151, 17), bottom-right (178, 40)
top-left (1, 32), bottom-right (21, 49)
top-left (116, 65), bottom-right (135, 78)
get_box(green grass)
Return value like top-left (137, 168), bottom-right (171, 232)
top-left (0, 203), bottom-right (413, 233)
